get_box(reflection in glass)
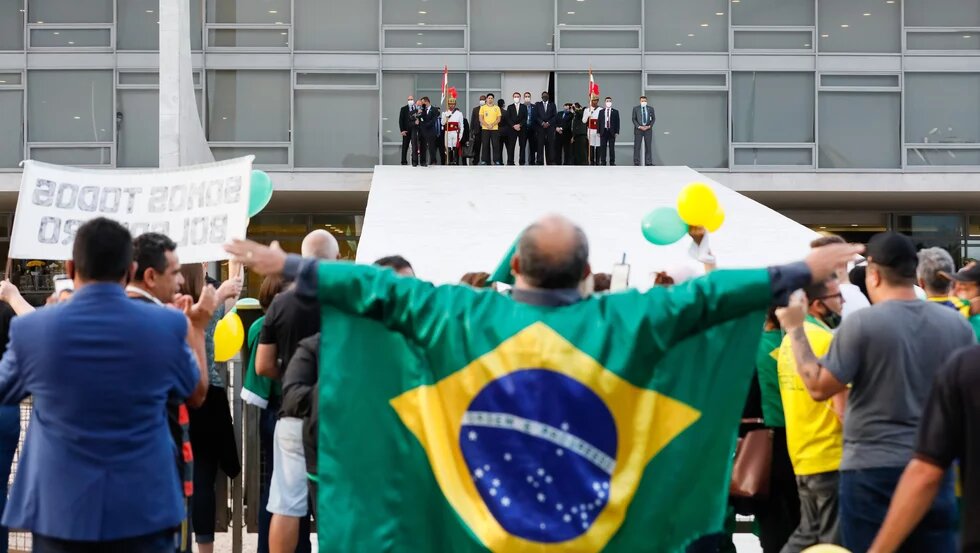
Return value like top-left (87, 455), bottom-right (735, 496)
top-left (559, 0), bottom-right (640, 25)
top-left (471, 0), bottom-right (553, 52)
top-left (295, 89), bottom-right (379, 168)
top-left (730, 0), bottom-right (814, 26)
top-left (30, 0), bottom-right (111, 23)
top-left (118, 89), bottom-right (159, 167)
top-left (645, 0), bottom-right (727, 52)
top-left (206, 0), bottom-right (291, 23)
top-left (118, 0), bottom-right (203, 50)
top-left (207, 70), bottom-right (290, 142)
top-left (732, 72), bottom-right (814, 143)
top-left (295, 0), bottom-right (377, 51)
top-left (818, 0), bottom-right (900, 53)
top-left (0, 0), bottom-right (24, 50)
top-left (819, 92), bottom-right (900, 169)
top-left (27, 70), bottom-right (113, 143)
top-left (906, 73), bottom-right (980, 145)
top-left (648, 91), bottom-right (727, 169)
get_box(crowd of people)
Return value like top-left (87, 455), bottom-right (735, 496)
top-left (0, 214), bottom-right (974, 553)
top-left (398, 92), bottom-right (656, 167)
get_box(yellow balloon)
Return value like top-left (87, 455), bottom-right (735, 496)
top-left (213, 311), bottom-right (245, 363)
top-left (676, 182), bottom-right (719, 226)
top-left (801, 546), bottom-right (851, 553)
top-left (705, 207), bottom-right (725, 233)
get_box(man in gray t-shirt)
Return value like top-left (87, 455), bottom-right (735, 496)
top-left (776, 232), bottom-right (973, 553)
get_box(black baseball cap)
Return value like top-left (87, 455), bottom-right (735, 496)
top-left (942, 263), bottom-right (980, 284)
top-left (865, 232), bottom-right (917, 279)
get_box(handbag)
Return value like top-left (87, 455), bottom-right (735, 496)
top-left (729, 418), bottom-right (773, 500)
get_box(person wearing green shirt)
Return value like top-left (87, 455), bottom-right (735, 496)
top-left (942, 262), bottom-right (980, 341)
top-left (754, 307), bottom-right (801, 553)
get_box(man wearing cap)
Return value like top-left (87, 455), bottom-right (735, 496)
top-left (776, 232), bottom-right (975, 553)
top-left (943, 262), bottom-right (980, 340)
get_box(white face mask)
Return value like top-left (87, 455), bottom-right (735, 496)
top-left (605, 102), bottom-right (612, 108)
top-left (514, 97), bottom-right (520, 104)
top-left (408, 100), bottom-right (414, 106)
top-left (640, 101), bottom-right (647, 107)
top-left (524, 97), bottom-right (531, 104)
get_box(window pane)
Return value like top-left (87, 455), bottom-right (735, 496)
top-left (295, 0), bottom-right (377, 51)
top-left (559, 0), bottom-right (640, 25)
top-left (894, 214), bottom-right (962, 238)
top-left (31, 147), bottom-right (110, 165)
top-left (0, 0), bottom-right (23, 50)
top-left (0, 90), bottom-right (23, 167)
top-left (470, 73), bottom-right (501, 90)
top-left (295, 90), bottom-right (378, 168)
top-left (211, 146), bottom-right (288, 164)
top-left (29, 0), bottom-right (111, 23)
top-left (119, 0), bottom-right (203, 50)
top-left (560, 30), bottom-right (639, 49)
top-left (208, 28), bottom-right (289, 48)
top-left (207, 70), bottom-right (290, 142)
top-left (119, 72), bottom-right (160, 86)
top-left (906, 73), bottom-right (980, 144)
top-left (381, 72), bottom-right (466, 143)
top-left (821, 74), bottom-right (899, 87)
top-left (817, 0), bottom-right (900, 53)
top-left (206, 0), bottom-right (290, 23)
top-left (818, 91), bottom-right (900, 169)
top-left (647, 90), bottom-right (727, 168)
top-left (27, 70), bottom-right (113, 142)
top-left (557, 72), bottom-right (641, 112)
top-left (734, 147), bottom-right (812, 166)
top-left (909, 148), bottom-right (980, 166)
top-left (732, 72), bottom-right (814, 143)
top-left (906, 0), bottom-right (980, 27)
top-left (648, 73), bottom-right (726, 87)
top-left (385, 29), bottom-right (463, 49)
top-left (30, 28), bottom-right (110, 48)
top-left (733, 30), bottom-right (811, 50)
top-left (296, 73), bottom-right (376, 87)
top-left (383, 0), bottom-right (465, 25)
top-left (731, 0), bottom-right (814, 26)
top-left (645, 0), bottom-right (727, 52)
top-left (471, 0), bottom-right (553, 52)
top-left (0, 72), bottom-right (22, 85)
top-left (907, 32), bottom-right (980, 51)
top-left (118, 90), bottom-right (158, 168)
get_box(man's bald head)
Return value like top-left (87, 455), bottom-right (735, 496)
top-left (301, 229), bottom-right (339, 260)
top-left (512, 215), bottom-right (590, 290)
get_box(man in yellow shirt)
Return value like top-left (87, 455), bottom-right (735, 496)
top-left (776, 277), bottom-right (846, 552)
top-left (478, 93), bottom-right (501, 165)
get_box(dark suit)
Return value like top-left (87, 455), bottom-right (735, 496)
top-left (469, 106), bottom-right (482, 165)
top-left (523, 103), bottom-right (537, 165)
top-left (555, 110), bottom-right (574, 165)
top-left (399, 104), bottom-right (420, 166)
top-left (504, 103), bottom-right (527, 166)
top-left (597, 107), bottom-right (621, 166)
top-left (632, 104), bottom-right (656, 166)
top-left (534, 101), bottom-right (558, 165)
top-left (418, 105), bottom-right (441, 166)
top-left (0, 283), bottom-right (198, 545)
top-left (571, 108), bottom-right (589, 165)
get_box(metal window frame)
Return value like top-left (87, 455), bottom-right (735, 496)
top-left (904, 27), bottom-right (980, 55)
top-left (645, 70), bottom-right (728, 91)
top-left (208, 141), bottom-right (291, 170)
top-left (0, 70), bottom-right (26, 173)
top-left (27, 23), bottom-right (114, 52)
top-left (382, 25), bottom-right (467, 53)
top-left (293, 70), bottom-right (379, 90)
top-left (902, 69), bottom-right (980, 172)
top-left (818, 71), bottom-right (902, 91)
top-left (732, 142), bottom-right (816, 171)
top-left (27, 143), bottom-right (114, 167)
top-left (204, 23), bottom-right (291, 52)
top-left (731, 26), bottom-right (816, 53)
top-left (556, 25), bottom-right (641, 53)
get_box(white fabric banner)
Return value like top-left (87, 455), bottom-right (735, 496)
top-left (10, 157), bottom-right (253, 263)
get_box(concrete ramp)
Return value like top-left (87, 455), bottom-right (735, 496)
top-left (356, 166), bottom-right (818, 287)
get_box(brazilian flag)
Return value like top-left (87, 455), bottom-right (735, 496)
top-left (315, 262), bottom-right (770, 552)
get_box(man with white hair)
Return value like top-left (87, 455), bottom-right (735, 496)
top-left (917, 247), bottom-right (971, 317)
top-left (257, 229), bottom-right (339, 553)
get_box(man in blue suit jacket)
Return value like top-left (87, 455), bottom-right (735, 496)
top-left (0, 218), bottom-right (213, 553)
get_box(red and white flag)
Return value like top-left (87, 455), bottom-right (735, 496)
top-left (588, 67), bottom-right (599, 99)
top-left (440, 65), bottom-right (449, 106)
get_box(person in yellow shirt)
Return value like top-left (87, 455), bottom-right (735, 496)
top-left (776, 277), bottom-right (846, 552)
top-left (478, 93), bottom-right (501, 165)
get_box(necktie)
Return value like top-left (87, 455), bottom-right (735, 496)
top-left (606, 109), bottom-right (610, 129)
top-left (642, 108), bottom-right (647, 126)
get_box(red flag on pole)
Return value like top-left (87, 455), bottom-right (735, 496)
top-left (588, 67), bottom-right (599, 99)
top-left (440, 65), bottom-right (449, 106)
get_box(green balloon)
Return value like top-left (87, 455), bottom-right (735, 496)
top-left (641, 207), bottom-right (689, 246)
top-left (248, 170), bottom-right (273, 217)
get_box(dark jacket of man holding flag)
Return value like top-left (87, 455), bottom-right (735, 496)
top-left (226, 219), bottom-right (860, 553)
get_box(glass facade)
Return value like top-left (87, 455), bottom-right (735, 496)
top-left (0, 0), bottom-right (978, 172)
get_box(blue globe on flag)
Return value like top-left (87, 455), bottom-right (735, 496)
top-left (459, 369), bottom-right (618, 543)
